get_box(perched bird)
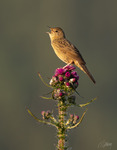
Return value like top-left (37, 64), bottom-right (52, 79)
top-left (47, 27), bottom-right (96, 84)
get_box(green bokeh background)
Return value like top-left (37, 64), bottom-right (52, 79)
top-left (0, 0), bottom-right (117, 150)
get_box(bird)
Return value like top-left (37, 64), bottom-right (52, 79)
top-left (47, 27), bottom-right (96, 84)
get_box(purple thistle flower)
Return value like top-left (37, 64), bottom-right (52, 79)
top-left (50, 76), bottom-right (58, 85)
top-left (73, 115), bottom-right (79, 124)
top-left (57, 89), bottom-right (64, 97)
top-left (66, 82), bottom-right (70, 87)
top-left (41, 111), bottom-right (45, 116)
top-left (53, 88), bottom-right (65, 99)
top-left (59, 92), bottom-right (63, 97)
top-left (64, 65), bottom-right (76, 71)
top-left (46, 110), bottom-right (51, 116)
top-left (59, 76), bottom-right (64, 81)
top-left (55, 68), bottom-right (65, 76)
top-left (76, 75), bottom-right (79, 80)
top-left (55, 72), bottom-right (58, 77)
top-left (70, 78), bottom-right (76, 83)
top-left (71, 71), bottom-right (77, 77)
top-left (65, 72), bottom-right (71, 78)
top-left (74, 115), bottom-right (79, 120)
top-left (52, 76), bottom-right (58, 82)
top-left (71, 71), bottom-right (79, 80)
top-left (52, 75), bottom-right (55, 77)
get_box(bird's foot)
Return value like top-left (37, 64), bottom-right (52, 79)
top-left (63, 63), bottom-right (73, 69)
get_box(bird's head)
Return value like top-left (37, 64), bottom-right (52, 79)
top-left (47, 27), bottom-right (65, 41)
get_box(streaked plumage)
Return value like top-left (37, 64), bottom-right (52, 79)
top-left (47, 27), bottom-right (96, 84)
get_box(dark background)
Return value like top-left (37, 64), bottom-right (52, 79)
top-left (0, 0), bottom-right (117, 150)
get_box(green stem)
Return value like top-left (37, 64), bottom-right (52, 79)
top-left (57, 100), bottom-right (67, 150)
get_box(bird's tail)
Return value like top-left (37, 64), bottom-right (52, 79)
top-left (76, 62), bottom-right (96, 84)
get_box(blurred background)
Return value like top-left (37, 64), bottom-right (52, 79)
top-left (0, 0), bottom-right (117, 149)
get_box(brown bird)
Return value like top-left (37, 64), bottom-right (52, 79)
top-left (47, 27), bottom-right (96, 84)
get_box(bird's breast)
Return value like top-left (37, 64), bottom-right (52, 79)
top-left (51, 41), bottom-right (74, 64)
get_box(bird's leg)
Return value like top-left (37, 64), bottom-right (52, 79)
top-left (63, 62), bottom-right (74, 69)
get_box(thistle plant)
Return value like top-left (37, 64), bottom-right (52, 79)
top-left (27, 65), bottom-right (96, 150)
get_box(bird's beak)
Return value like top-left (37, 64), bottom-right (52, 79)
top-left (46, 26), bottom-right (51, 34)
top-left (46, 31), bottom-right (50, 34)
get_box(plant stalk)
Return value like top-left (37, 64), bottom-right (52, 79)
top-left (57, 100), bottom-right (67, 150)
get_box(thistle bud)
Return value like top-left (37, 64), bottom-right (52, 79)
top-left (73, 115), bottom-right (79, 124)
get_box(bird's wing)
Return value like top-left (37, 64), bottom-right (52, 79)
top-left (54, 39), bottom-right (86, 65)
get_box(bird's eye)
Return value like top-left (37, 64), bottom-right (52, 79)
top-left (55, 30), bottom-right (58, 32)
